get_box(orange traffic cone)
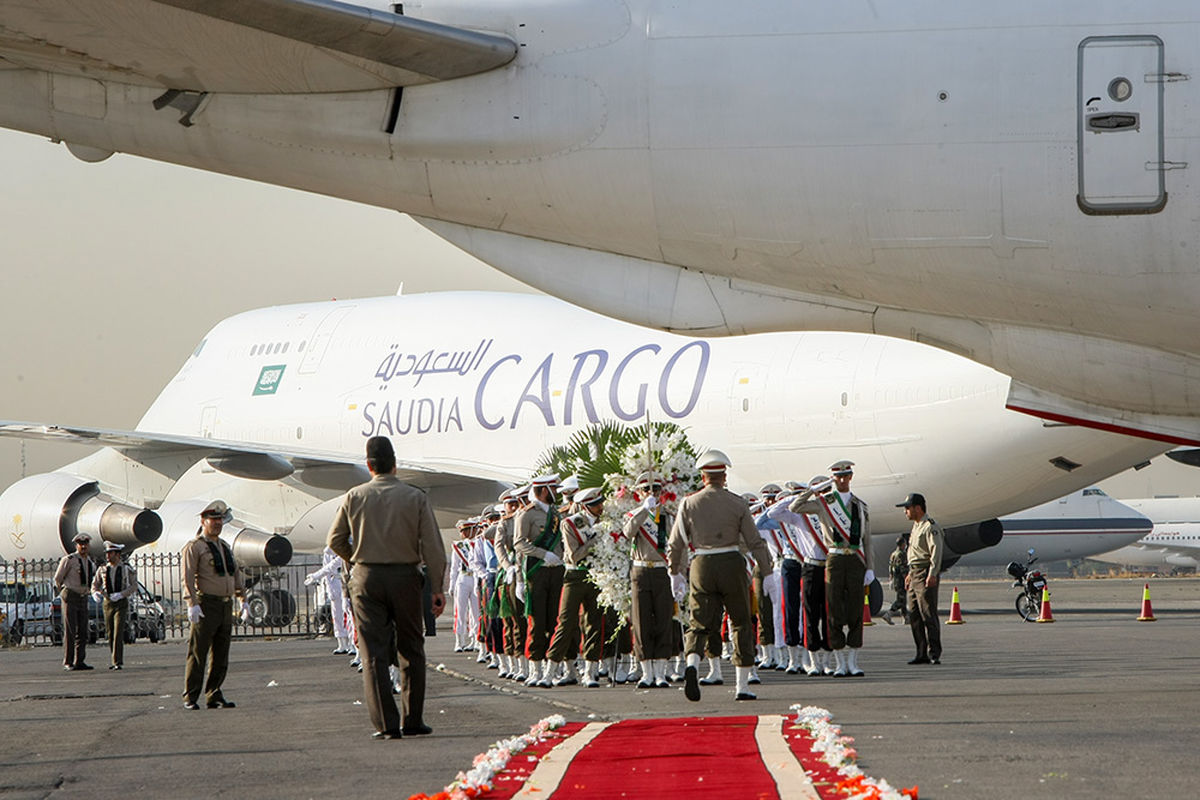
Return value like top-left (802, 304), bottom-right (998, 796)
top-left (1036, 587), bottom-right (1055, 623)
top-left (863, 587), bottom-right (875, 626)
top-left (946, 586), bottom-right (964, 624)
top-left (1137, 583), bottom-right (1157, 622)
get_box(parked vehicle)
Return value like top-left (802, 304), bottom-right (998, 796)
top-left (1007, 549), bottom-right (1049, 622)
top-left (0, 578), bottom-right (56, 645)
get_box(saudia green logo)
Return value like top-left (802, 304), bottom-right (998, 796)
top-left (254, 365), bottom-right (286, 396)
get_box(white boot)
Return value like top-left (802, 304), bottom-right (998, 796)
top-left (476, 645), bottom-right (489, 664)
top-left (334, 636), bottom-right (349, 654)
top-left (637, 660), bottom-right (654, 688)
top-left (822, 650), bottom-right (835, 676)
top-left (847, 647), bottom-right (864, 677)
top-left (735, 665), bottom-right (756, 700)
top-left (553, 660), bottom-right (577, 686)
top-left (700, 657), bottom-right (724, 685)
top-left (774, 644), bottom-right (788, 671)
top-left (488, 652), bottom-right (500, 670)
top-left (584, 661), bottom-right (600, 688)
top-left (749, 664), bottom-right (761, 684)
top-left (669, 655), bottom-right (685, 681)
top-left (615, 655), bottom-right (631, 684)
top-left (526, 660), bottom-right (542, 686)
top-left (600, 656), bottom-right (615, 679)
top-left (538, 659), bottom-right (555, 687)
top-left (832, 649), bottom-right (849, 677)
top-left (512, 657), bottom-right (527, 682)
top-left (684, 652), bottom-right (702, 701)
top-left (654, 659), bottom-right (671, 688)
top-left (803, 650), bottom-right (821, 676)
top-left (786, 645), bottom-right (802, 674)
top-left (800, 648), bottom-right (813, 675)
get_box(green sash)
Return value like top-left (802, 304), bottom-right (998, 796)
top-left (523, 508), bottom-right (560, 616)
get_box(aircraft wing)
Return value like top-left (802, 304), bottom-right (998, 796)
top-left (0, 0), bottom-right (517, 93)
top-left (0, 420), bottom-right (519, 493)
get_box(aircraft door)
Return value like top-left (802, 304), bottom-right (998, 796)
top-left (1077, 36), bottom-right (1166, 214)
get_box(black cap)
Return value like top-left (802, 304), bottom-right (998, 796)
top-left (896, 492), bottom-right (926, 509)
top-left (366, 436), bottom-right (394, 461)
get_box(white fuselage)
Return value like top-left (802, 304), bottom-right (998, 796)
top-left (952, 489), bottom-right (1151, 568)
top-left (2, 2), bottom-right (1200, 438)
top-left (1090, 497), bottom-right (1200, 569)
top-left (135, 291), bottom-right (1166, 535)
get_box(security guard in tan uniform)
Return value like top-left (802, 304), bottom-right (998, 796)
top-left (54, 532), bottom-right (96, 671)
top-left (182, 500), bottom-right (248, 709)
top-left (91, 542), bottom-right (136, 670)
top-left (546, 487), bottom-right (607, 687)
top-left (625, 472), bottom-right (675, 689)
top-left (328, 436), bottom-right (447, 739)
top-left (898, 492), bottom-right (944, 665)
top-left (668, 450), bottom-right (773, 701)
top-left (789, 460), bottom-right (873, 677)
top-left (513, 474), bottom-right (565, 688)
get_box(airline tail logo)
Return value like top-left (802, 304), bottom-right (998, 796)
top-left (254, 365), bottom-right (286, 396)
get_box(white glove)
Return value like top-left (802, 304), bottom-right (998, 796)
top-left (240, 602), bottom-right (252, 624)
top-left (643, 495), bottom-right (658, 512)
top-left (111, 591), bottom-right (123, 601)
top-left (542, 552), bottom-right (562, 567)
top-left (304, 573), bottom-right (317, 586)
top-left (187, 605), bottom-right (204, 625)
top-left (515, 581), bottom-right (526, 602)
top-left (864, 569), bottom-right (875, 586)
top-left (92, 591), bottom-right (103, 603)
top-left (670, 573), bottom-right (688, 603)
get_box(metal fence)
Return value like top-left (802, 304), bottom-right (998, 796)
top-left (1, 553), bottom-right (328, 647)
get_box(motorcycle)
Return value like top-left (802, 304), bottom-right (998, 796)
top-left (1006, 548), bottom-right (1048, 622)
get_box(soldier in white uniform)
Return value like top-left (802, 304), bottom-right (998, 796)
top-left (448, 519), bottom-right (480, 653)
top-left (766, 484), bottom-right (833, 675)
top-left (305, 546), bottom-right (354, 654)
top-left (667, 450), bottom-right (773, 702)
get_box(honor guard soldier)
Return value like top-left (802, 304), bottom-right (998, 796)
top-left (448, 519), bottom-right (480, 653)
top-left (752, 484), bottom-right (783, 670)
top-left (546, 487), bottom-right (607, 687)
top-left (475, 505), bottom-right (505, 670)
top-left (668, 450), bottom-right (773, 701)
top-left (328, 436), bottom-right (447, 740)
top-left (625, 472), bottom-right (675, 688)
top-left (182, 500), bottom-right (250, 709)
top-left (493, 489), bottom-right (529, 681)
top-left (91, 542), bottom-right (136, 670)
top-left (898, 493), bottom-right (944, 665)
top-left (764, 482), bottom-right (832, 675)
top-left (789, 460), bottom-right (873, 677)
top-left (54, 533), bottom-right (95, 671)
top-left (514, 474), bottom-right (565, 688)
top-left (305, 546), bottom-right (356, 655)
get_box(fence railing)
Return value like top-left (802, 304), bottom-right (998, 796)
top-left (1, 553), bottom-right (327, 647)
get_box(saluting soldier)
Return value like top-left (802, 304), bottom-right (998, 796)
top-left (54, 532), bottom-right (96, 671)
top-left (546, 487), bottom-right (607, 687)
top-left (475, 505), bottom-right (506, 670)
top-left (493, 488), bottom-right (528, 681)
top-left (625, 472), bottom-right (675, 689)
top-left (91, 542), bottom-right (136, 670)
top-left (667, 450), bottom-right (773, 702)
top-left (513, 474), bottom-right (565, 688)
top-left (789, 460), bottom-right (873, 677)
top-left (181, 500), bottom-right (249, 709)
top-left (899, 493), bottom-right (944, 665)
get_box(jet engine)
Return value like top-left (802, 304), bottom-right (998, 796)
top-left (0, 473), bottom-right (162, 559)
top-left (941, 519), bottom-right (1004, 570)
top-left (154, 501), bottom-right (292, 567)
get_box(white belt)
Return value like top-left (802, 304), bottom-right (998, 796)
top-left (803, 558), bottom-right (826, 567)
top-left (632, 560), bottom-right (667, 569)
top-left (694, 546), bottom-right (741, 556)
top-left (828, 548), bottom-right (857, 556)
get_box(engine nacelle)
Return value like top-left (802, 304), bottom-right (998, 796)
top-left (154, 501), bottom-right (292, 567)
top-left (0, 473), bottom-right (162, 560)
top-left (941, 519), bottom-right (1004, 570)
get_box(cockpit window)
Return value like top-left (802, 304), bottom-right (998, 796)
top-left (192, 339), bottom-right (207, 358)
top-left (1082, 488), bottom-right (1107, 497)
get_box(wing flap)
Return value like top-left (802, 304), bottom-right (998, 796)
top-left (0, 0), bottom-right (516, 93)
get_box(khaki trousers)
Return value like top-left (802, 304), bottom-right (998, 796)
top-left (825, 553), bottom-right (866, 650)
top-left (631, 566), bottom-right (674, 660)
top-left (184, 593), bottom-right (233, 704)
top-left (524, 561), bottom-right (564, 661)
top-left (350, 563), bottom-right (426, 734)
top-left (547, 570), bottom-right (602, 662)
top-left (907, 564), bottom-right (941, 660)
top-left (103, 598), bottom-right (129, 666)
top-left (61, 593), bottom-right (88, 667)
top-left (684, 552), bottom-right (755, 666)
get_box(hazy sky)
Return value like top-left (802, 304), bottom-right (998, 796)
top-left (1, 129), bottom-right (1194, 503)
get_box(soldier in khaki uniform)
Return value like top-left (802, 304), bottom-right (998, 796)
top-left (513, 474), bottom-right (564, 688)
top-left (54, 532), bottom-right (96, 671)
top-left (789, 460), bottom-right (873, 677)
top-left (328, 436), bottom-right (447, 740)
top-left (898, 493), bottom-right (945, 665)
top-left (625, 472), bottom-right (675, 689)
top-left (667, 449), bottom-right (773, 702)
top-left (91, 541), bottom-right (136, 670)
top-left (182, 500), bottom-right (248, 709)
top-left (546, 487), bottom-right (607, 687)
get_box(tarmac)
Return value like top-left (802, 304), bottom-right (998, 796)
top-left (2, 576), bottom-right (1198, 799)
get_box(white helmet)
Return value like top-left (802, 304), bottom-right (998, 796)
top-left (695, 449), bottom-right (732, 472)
